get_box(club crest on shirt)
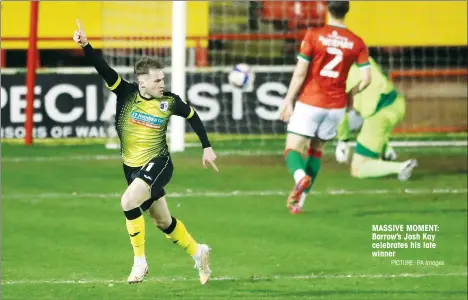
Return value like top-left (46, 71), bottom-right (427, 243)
top-left (160, 101), bottom-right (169, 112)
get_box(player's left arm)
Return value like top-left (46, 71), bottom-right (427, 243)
top-left (280, 31), bottom-right (313, 122)
top-left (284, 30), bottom-right (313, 106)
top-left (349, 41), bottom-right (372, 96)
top-left (284, 60), bottom-right (309, 105)
top-left (172, 94), bottom-right (218, 172)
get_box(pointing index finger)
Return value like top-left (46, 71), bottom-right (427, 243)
top-left (209, 161), bottom-right (219, 172)
top-left (76, 19), bottom-right (83, 31)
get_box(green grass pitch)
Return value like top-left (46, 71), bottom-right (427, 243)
top-left (1, 141), bottom-right (467, 300)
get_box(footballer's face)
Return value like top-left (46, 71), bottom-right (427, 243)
top-left (138, 69), bottom-right (165, 98)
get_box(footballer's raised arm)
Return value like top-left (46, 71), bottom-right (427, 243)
top-left (73, 20), bottom-right (126, 94)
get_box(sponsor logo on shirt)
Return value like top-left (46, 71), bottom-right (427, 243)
top-left (130, 111), bottom-right (166, 129)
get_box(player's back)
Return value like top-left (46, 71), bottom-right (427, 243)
top-left (298, 25), bottom-right (369, 109)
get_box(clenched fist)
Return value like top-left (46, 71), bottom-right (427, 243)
top-left (73, 19), bottom-right (88, 47)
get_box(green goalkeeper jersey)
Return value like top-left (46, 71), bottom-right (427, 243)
top-left (346, 57), bottom-right (398, 118)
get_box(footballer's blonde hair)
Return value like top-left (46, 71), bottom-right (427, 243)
top-left (134, 57), bottom-right (165, 76)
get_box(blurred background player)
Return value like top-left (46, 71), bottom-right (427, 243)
top-left (335, 57), bottom-right (418, 180)
top-left (280, 1), bottom-right (371, 214)
top-left (73, 20), bottom-right (217, 285)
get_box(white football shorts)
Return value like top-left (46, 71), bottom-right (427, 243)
top-left (287, 101), bottom-right (346, 141)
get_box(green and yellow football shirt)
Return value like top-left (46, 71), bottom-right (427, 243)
top-left (108, 76), bottom-right (194, 167)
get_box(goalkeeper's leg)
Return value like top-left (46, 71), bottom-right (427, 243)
top-left (146, 196), bottom-right (211, 285)
top-left (351, 152), bottom-right (417, 180)
top-left (382, 94), bottom-right (406, 161)
top-left (350, 102), bottom-right (417, 181)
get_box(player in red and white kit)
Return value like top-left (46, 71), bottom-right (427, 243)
top-left (280, 1), bottom-right (372, 214)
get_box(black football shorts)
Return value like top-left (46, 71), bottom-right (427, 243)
top-left (123, 156), bottom-right (174, 211)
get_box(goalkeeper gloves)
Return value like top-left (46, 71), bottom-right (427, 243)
top-left (335, 141), bottom-right (350, 164)
top-left (383, 146), bottom-right (398, 161)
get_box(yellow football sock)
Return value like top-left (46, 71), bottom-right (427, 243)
top-left (165, 218), bottom-right (198, 256)
top-left (125, 215), bottom-right (146, 257)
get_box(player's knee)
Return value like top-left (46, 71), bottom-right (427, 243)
top-left (121, 191), bottom-right (137, 211)
top-left (350, 154), bottom-right (370, 178)
top-left (151, 216), bottom-right (172, 231)
top-left (121, 182), bottom-right (149, 211)
top-left (349, 154), bottom-right (360, 177)
top-left (146, 196), bottom-right (172, 230)
top-left (148, 208), bottom-right (172, 230)
top-left (120, 187), bottom-right (149, 211)
top-left (285, 134), bottom-right (308, 154)
top-left (308, 143), bottom-right (323, 153)
top-left (308, 138), bottom-right (325, 152)
top-left (148, 209), bottom-right (174, 232)
top-left (284, 143), bottom-right (304, 155)
top-left (350, 165), bottom-right (361, 178)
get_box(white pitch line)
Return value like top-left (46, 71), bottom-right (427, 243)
top-left (3, 141), bottom-right (468, 162)
top-left (2, 272), bottom-right (466, 285)
top-left (1, 155), bottom-right (121, 162)
top-left (2, 188), bottom-right (467, 200)
top-left (0, 152), bottom-right (287, 162)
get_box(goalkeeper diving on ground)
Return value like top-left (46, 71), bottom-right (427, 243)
top-left (335, 57), bottom-right (418, 180)
top-left (73, 20), bottom-right (217, 285)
